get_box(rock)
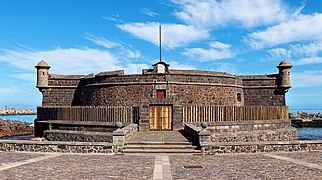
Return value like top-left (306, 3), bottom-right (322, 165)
top-left (0, 119), bottom-right (34, 138)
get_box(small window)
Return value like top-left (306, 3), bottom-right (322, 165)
top-left (237, 93), bottom-right (241, 102)
top-left (42, 72), bottom-right (45, 75)
top-left (156, 90), bottom-right (166, 98)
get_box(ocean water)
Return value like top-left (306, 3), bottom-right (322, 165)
top-left (0, 115), bottom-right (36, 124)
top-left (297, 127), bottom-right (322, 140)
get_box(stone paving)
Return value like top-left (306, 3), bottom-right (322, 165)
top-left (0, 150), bottom-right (321, 179)
top-left (126, 131), bottom-right (189, 143)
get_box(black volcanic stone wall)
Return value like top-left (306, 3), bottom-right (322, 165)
top-left (240, 75), bottom-right (284, 106)
top-left (41, 72), bottom-right (283, 107)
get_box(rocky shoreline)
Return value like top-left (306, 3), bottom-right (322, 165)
top-left (0, 119), bottom-right (34, 139)
top-left (0, 108), bottom-right (36, 115)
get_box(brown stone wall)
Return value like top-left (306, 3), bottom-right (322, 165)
top-left (42, 88), bottom-right (79, 106)
top-left (81, 85), bottom-right (153, 106)
top-left (169, 85), bottom-right (243, 106)
top-left (41, 75), bottom-right (83, 106)
top-left (79, 73), bottom-right (242, 106)
top-left (239, 75), bottom-right (285, 106)
top-left (243, 89), bottom-right (285, 106)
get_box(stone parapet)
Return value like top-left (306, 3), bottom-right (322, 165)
top-left (203, 140), bottom-right (322, 154)
top-left (0, 140), bottom-right (115, 153)
top-left (44, 130), bottom-right (113, 142)
top-left (112, 124), bottom-right (138, 145)
top-left (184, 123), bottom-right (211, 147)
top-left (211, 127), bottom-right (298, 142)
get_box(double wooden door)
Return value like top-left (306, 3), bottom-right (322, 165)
top-left (149, 106), bottom-right (172, 131)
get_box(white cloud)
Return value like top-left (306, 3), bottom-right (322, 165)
top-left (85, 34), bottom-right (141, 59)
top-left (0, 87), bottom-right (22, 94)
top-left (124, 63), bottom-right (149, 74)
top-left (172, 0), bottom-right (299, 28)
top-left (267, 42), bottom-right (322, 65)
top-left (292, 71), bottom-right (322, 88)
top-left (139, 8), bottom-right (159, 17)
top-left (12, 73), bottom-right (35, 82)
top-left (117, 22), bottom-right (208, 49)
top-left (0, 47), bottom-right (141, 76)
top-left (213, 63), bottom-right (238, 74)
top-left (247, 13), bottom-right (322, 49)
top-left (85, 34), bottom-right (120, 49)
top-left (268, 48), bottom-right (291, 59)
top-left (294, 57), bottom-right (322, 66)
top-left (182, 41), bottom-right (233, 61)
top-left (167, 61), bottom-right (195, 70)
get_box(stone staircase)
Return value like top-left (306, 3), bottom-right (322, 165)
top-left (122, 131), bottom-right (201, 154)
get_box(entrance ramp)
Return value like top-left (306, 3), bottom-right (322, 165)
top-left (123, 131), bottom-right (201, 154)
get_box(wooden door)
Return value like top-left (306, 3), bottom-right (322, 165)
top-left (149, 106), bottom-right (172, 131)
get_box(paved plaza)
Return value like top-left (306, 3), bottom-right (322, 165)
top-left (0, 151), bottom-right (321, 179)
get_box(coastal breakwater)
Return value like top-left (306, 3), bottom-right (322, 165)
top-left (290, 111), bottom-right (322, 127)
top-left (0, 108), bottom-right (36, 115)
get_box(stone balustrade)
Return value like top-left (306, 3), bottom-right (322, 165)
top-left (112, 124), bottom-right (138, 145)
top-left (184, 123), bottom-right (212, 147)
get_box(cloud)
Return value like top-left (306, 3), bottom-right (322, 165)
top-left (0, 47), bottom-right (149, 76)
top-left (103, 14), bottom-right (124, 23)
top-left (294, 57), bottom-right (322, 66)
top-left (292, 71), bottom-right (322, 88)
top-left (0, 48), bottom-right (122, 75)
top-left (247, 13), bottom-right (322, 49)
top-left (171, 0), bottom-right (300, 28)
top-left (213, 63), bottom-right (238, 74)
top-left (182, 41), bottom-right (233, 61)
top-left (267, 41), bottom-right (322, 65)
top-left (123, 63), bottom-right (149, 74)
top-left (85, 34), bottom-right (120, 49)
top-left (117, 22), bottom-right (208, 49)
top-left (167, 61), bottom-right (195, 70)
top-left (85, 34), bottom-right (141, 59)
top-left (139, 8), bottom-right (159, 17)
top-left (12, 73), bottom-right (35, 82)
top-left (0, 87), bottom-right (22, 94)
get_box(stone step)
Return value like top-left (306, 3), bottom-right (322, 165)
top-left (126, 141), bottom-right (192, 145)
top-left (122, 148), bottom-right (201, 154)
top-left (125, 144), bottom-right (197, 149)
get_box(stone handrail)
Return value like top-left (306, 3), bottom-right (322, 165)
top-left (184, 123), bottom-right (211, 148)
top-left (112, 124), bottom-right (138, 145)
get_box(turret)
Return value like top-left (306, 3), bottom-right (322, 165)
top-left (277, 60), bottom-right (292, 93)
top-left (35, 60), bottom-right (51, 90)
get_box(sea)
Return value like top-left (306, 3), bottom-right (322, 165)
top-left (0, 114), bottom-right (321, 140)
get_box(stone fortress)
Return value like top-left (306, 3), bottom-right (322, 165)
top-left (34, 59), bottom-right (296, 144)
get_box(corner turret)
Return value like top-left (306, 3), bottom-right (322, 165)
top-left (35, 60), bottom-right (51, 90)
top-left (277, 60), bottom-right (292, 93)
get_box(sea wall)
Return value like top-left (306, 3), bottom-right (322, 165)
top-left (0, 108), bottom-right (36, 115)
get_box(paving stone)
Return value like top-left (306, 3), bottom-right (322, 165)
top-left (0, 152), bottom-right (44, 165)
top-left (170, 153), bottom-right (322, 179)
top-left (276, 151), bottom-right (322, 166)
top-left (0, 154), bottom-right (154, 179)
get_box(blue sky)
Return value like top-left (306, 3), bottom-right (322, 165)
top-left (0, 0), bottom-right (322, 111)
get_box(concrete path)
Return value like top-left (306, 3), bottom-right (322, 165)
top-left (0, 151), bottom-right (321, 179)
top-left (153, 154), bottom-right (173, 180)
